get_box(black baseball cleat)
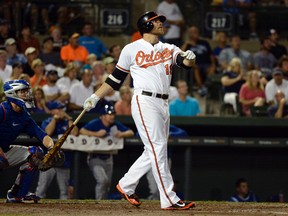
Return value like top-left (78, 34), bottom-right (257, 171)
top-left (162, 200), bottom-right (196, 210)
top-left (23, 192), bottom-right (40, 203)
top-left (116, 184), bottom-right (142, 207)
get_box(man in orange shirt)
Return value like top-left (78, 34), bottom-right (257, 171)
top-left (60, 33), bottom-right (89, 67)
top-left (30, 58), bottom-right (47, 88)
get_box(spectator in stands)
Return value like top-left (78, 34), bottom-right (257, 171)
top-left (5, 38), bottom-right (27, 66)
top-left (265, 69), bottom-right (288, 105)
top-left (78, 22), bottom-right (108, 60)
top-left (0, 19), bottom-right (15, 50)
top-left (278, 55), bottom-right (288, 80)
top-left (18, 73), bottom-right (31, 84)
top-left (7, 62), bottom-right (23, 81)
top-left (31, 86), bottom-right (50, 114)
top-left (42, 69), bottom-right (65, 103)
top-left (253, 37), bottom-right (277, 77)
top-left (181, 26), bottom-right (216, 96)
top-left (79, 104), bottom-right (134, 200)
top-left (23, 47), bottom-right (38, 77)
top-left (213, 31), bottom-right (230, 62)
top-left (56, 62), bottom-right (79, 98)
top-left (229, 178), bottom-right (258, 202)
top-left (30, 58), bottom-right (46, 88)
top-left (269, 29), bottom-right (287, 60)
top-left (239, 70), bottom-right (266, 116)
top-left (157, 0), bottom-right (185, 47)
top-left (91, 60), bottom-right (104, 86)
top-left (221, 58), bottom-right (246, 113)
top-left (60, 32), bottom-right (89, 67)
top-left (109, 45), bottom-right (121, 63)
top-left (49, 25), bottom-right (67, 52)
top-left (103, 57), bottom-right (116, 75)
top-left (267, 90), bottom-right (288, 118)
top-left (0, 50), bottom-right (12, 83)
top-left (219, 35), bottom-right (253, 72)
top-left (36, 101), bottom-right (78, 200)
top-left (87, 54), bottom-right (97, 66)
top-left (68, 67), bottom-right (94, 112)
top-left (17, 25), bottom-right (40, 54)
top-left (114, 85), bottom-right (132, 115)
top-left (39, 37), bottom-right (62, 67)
top-left (169, 80), bottom-right (201, 116)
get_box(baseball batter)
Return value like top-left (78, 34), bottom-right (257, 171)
top-left (84, 11), bottom-right (196, 210)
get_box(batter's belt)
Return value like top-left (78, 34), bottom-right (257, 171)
top-left (141, 90), bottom-right (169, 100)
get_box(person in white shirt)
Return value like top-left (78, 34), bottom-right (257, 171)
top-left (157, 0), bottom-right (185, 47)
top-left (265, 69), bottom-right (288, 105)
top-left (68, 68), bottom-right (94, 112)
top-left (56, 62), bottom-right (79, 102)
top-left (0, 50), bottom-right (12, 82)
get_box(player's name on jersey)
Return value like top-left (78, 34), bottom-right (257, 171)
top-left (60, 135), bottom-right (124, 152)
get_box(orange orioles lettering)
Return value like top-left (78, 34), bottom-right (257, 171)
top-left (136, 48), bottom-right (173, 68)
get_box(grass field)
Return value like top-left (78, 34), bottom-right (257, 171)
top-left (1, 200), bottom-right (288, 216)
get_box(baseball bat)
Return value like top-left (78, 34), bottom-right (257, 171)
top-left (42, 108), bottom-right (88, 164)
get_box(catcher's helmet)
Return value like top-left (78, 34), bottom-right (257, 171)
top-left (4, 79), bottom-right (34, 109)
top-left (137, 11), bottom-right (166, 35)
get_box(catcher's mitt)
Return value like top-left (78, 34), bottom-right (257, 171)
top-left (37, 150), bottom-right (65, 171)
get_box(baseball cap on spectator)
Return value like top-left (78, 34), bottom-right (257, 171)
top-left (5, 38), bottom-right (16, 46)
top-left (46, 101), bottom-right (65, 110)
top-left (80, 64), bottom-right (92, 74)
top-left (45, 69), bottom-right (58, 77)
top-left (273, 68), bottom-right (283, 76)
top-left (69, 32), bottom-right (80, 39)
top-left (31, 58), bottom-right (44, 69)
top-left (43, 37), bottom-right (54, 44)
top-left (25, 47), bottom-right (36, 56)
top-left (103, 57), bottom-right (115, 65)
top-left (269, 29), bottom-right (277, 35)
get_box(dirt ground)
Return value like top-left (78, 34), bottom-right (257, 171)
top-left (0, 200), bottom-right (288, 216)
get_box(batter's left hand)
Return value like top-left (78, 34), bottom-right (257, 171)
top-left (181, 50), bottom-right (196, 60)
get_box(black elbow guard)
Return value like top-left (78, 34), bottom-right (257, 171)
top-left (176, 54), bottom-right (193, 70)
top-left (105, 68), bottom-right (129, 90)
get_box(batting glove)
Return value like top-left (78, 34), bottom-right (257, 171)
top-left (83, 94), bottom-right (100, 112)
top-left (181, 50), bottom-right (196, 61)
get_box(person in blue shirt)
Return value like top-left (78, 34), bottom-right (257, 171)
top-left (36, 101), bottom-right (78, 200)
top-left (0, 80), bottom-right (56, 203)
top-left (78, 22), bottom-right (108, 60)
top-left (79, 104), bottom-right (134, 199)
top-left (169, 80), bottom-right (201, 116)
top-left (229, 178), bottom-right (259, 202)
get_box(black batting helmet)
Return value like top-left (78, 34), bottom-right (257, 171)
top-left (137, 11), bottom-right (166, 35)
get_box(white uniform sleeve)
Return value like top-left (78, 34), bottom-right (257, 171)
top-left (116, 44), bottom-right (132, 73)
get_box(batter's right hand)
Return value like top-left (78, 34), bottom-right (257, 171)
top-left (83, 94), bottom-right (100, 112)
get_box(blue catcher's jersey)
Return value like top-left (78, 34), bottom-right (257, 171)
top-left (0, 101), bottom-right (47, 152)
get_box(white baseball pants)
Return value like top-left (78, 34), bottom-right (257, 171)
top-left (118, 93), bottom-right (180, 208)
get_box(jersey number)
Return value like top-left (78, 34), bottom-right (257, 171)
top-left (165, 64), bottom-right (172, 75)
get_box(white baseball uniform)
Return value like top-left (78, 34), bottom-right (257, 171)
top-left (117, 38), bottom-right (182, 208)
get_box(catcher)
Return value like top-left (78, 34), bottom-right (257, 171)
top-left (0, 79), bottom-right (64, 203)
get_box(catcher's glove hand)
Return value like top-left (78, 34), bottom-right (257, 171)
top-left (38, 149), bottom-right (65, 171)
